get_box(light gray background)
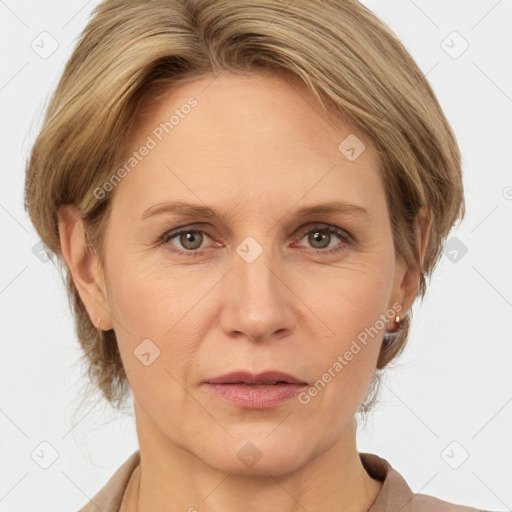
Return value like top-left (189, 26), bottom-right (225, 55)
top-left (1, 1), bottom-right (511, 511)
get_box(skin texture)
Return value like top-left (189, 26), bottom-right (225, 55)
top-left (58, 71), bottom-right (430, 511)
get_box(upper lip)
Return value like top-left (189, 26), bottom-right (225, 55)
top-left (204, 371), bottom-right (307, 385)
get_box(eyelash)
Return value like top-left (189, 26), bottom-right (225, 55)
top-left (158, 223), bottom-right (352, 258)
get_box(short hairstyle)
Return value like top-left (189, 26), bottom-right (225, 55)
top-left (24, 0), bottom-right (464, 416)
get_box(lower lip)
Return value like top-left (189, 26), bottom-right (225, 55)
top-left (204, 383), bottom-right (307, 409)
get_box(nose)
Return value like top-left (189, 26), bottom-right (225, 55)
top-left (219, 240), bottom-right (296, 344)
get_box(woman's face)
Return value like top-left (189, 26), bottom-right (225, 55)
top-left (92, 71), bottom-right (417, 475)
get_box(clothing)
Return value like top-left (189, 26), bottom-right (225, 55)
top-left (78, 450), bottom-right (491, 511)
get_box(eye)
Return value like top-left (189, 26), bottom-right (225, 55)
top-left (161, 227), bottom-right (214, 255)
top-left (158, 223), bottom-right (352, 257)
top-left (294, 224), bottom-right (352, 254)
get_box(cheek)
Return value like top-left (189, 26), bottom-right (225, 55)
top-left (103, 250), bottom-right (214, 390)
top-left (104, 244), bottom-right (188, 331)
top-left (102, 254), bottom-right (177, 367)
top-left (297, 293), bottom-right (385, 431)
top-left (301, 257), bottom-right (395, 344)
top-left (296, 256), bottom-right (394, 407)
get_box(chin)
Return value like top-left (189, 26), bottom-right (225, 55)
top-left (217, 453), bottom-right (309, 477)
top-left (204, 433), bottom-right (315, 477)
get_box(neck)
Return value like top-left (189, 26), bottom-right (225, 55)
top-left (123, 404), bottom-right (382, 512)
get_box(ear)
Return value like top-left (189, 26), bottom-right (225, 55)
top-left (57, 204), bottom-right (113, 331)
top-left (388, 206), bottom-right (432, 321)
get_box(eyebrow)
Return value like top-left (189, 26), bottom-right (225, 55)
top-left (141, 200), bottom-right (369, 221)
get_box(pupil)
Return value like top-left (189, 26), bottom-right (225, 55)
top-left (182, 231), bottom-right (201, 249)
top-left (311, 230), bottom-right (328, 248)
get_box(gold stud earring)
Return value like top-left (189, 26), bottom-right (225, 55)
top-left (387, 315), bottom-right (401, 333)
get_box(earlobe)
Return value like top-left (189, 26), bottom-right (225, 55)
top-left (57, 204), bottom-right (112, 331)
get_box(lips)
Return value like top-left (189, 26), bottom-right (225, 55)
top-left (204, 370), bottom-right (307, 386)
top-left (203, 371), bottom-right (308, 408)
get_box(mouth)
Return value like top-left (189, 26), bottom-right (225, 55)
top-left (203, 371), bottom-right (308, 409)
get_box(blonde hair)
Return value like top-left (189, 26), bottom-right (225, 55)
top-left (24, 0), bottom-right (464, 416)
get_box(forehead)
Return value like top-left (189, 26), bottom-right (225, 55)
top-left (109, 71), bottom-right (383, 221)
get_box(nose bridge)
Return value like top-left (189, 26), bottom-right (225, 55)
top-left (236, 241), bottom-right (276, 303)
top-left (223, 234), bottom-right (294, 340)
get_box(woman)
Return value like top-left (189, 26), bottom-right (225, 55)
top-left (24, 0), bottom-right (493, 510)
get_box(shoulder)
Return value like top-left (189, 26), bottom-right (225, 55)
top-left (77, 450), bottom-right (140, 512)
top-left (407, 492), bottom-right (489, 511)
top-left (360, 452), bottom-right (495, 512)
